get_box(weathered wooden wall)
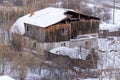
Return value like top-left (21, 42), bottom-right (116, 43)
top-left (45, 24), bottom-right (71, 42)
top-left (24, 23), bottom-right (45, 42)
top-left (71, 19), bottom-right (99, 39)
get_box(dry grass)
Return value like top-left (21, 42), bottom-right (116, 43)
top-left (0, 45), bottom-right (39, 79)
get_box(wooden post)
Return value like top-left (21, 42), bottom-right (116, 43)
top-left (113, 0), bottom-right (115, 24)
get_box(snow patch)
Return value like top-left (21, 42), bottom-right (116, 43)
top-left (50, 47), bottom-right (90, 60)
top-left (100, 22), bottom-right (119, 32)
top-left (100, 6), bottom-right (120, 32)
top-left (0, 75), bottom-right (14, 80)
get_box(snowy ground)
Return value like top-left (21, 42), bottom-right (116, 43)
top-left (100, 8), bottom-right (120, 32)
top-left (98, 37), bottom-right (120, 68)
top-left (0, 75), bottom-right (14, 80)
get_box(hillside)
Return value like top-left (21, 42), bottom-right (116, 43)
top-left (0, 0), bottom-right (120, 80)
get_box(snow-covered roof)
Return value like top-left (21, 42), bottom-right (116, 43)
top-left (10, 7), bottom-right (76, 35)
top-left (25, 7), bottom-right (75, 27)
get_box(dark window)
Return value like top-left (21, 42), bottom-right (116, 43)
top-left (61, 43), bottom-right (66, 46)
top-left (33, 42), bottom-right (36, 48)
top-left (61, 28), bottom-right (68, 35)
top-left (26, 26), bottom-right (29, 31)
top-left (25, 24), bottom-right (28, 31)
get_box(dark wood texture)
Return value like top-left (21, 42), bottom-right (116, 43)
top-left (45, 24), bottom-right (71, 42)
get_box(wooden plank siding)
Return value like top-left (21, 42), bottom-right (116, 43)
top-left (24, 23), bottom-right (45, 42)
top-left (71, 19), bottom-right (99, 39)
top-left (23, 15), bottom-right (99, 43)
top-left (45, 24), bottom-right (71, 42)
top-left (24, 19), bottom-right (99, 42)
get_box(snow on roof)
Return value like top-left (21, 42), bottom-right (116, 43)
top-left (10, 7), bottom-right (75, 35)
top-left (0, 75), bottom-right (15, 80)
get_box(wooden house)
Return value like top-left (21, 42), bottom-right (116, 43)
top-left (10, 7), bottom-right (100, 51)
top-left (10, 7), bottom-right (100, 69)
top-left (22, 7), bottom-right (100, 43)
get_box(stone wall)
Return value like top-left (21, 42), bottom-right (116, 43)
top-left (11, 33), bottom-right (70, 54)
top-left (70, 33), bottom-right (98, 49)
top-left (11, 33), bottom-right (44, 55)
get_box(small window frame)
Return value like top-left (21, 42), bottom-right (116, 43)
top-left (25, 24), bottom-right (29, 31)
top-left (60, 28), bottom-right (68, 35)
top-left (26, 26), bottom-right (29, 31)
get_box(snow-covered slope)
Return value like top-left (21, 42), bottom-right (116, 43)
top-left (100, 8), bottom-right (120, 32)
top-left (110, 9), bottom-right (120, 25)
top-left (98, 37), bottom-right (120, 69)
top-left (99, 22), bottom-right (119, 32)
